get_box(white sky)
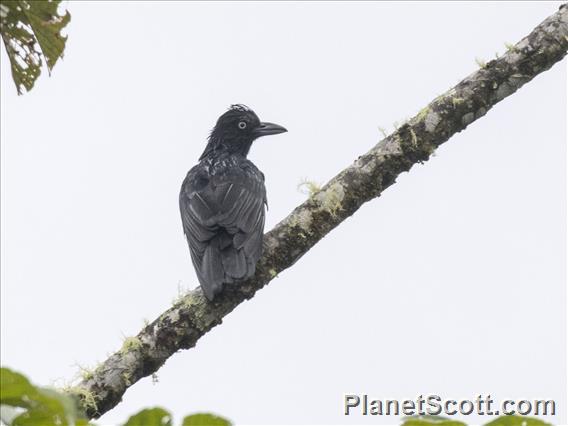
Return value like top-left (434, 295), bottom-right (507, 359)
top-left (1, 2), bottom-right (566, 425)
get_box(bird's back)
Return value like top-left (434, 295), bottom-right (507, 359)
top-left (180, 152), bottom-right (266, 300)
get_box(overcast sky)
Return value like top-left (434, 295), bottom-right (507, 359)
top-left (1, 2), bottom-right (566, 425)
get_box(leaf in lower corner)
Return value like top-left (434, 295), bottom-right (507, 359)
top-left (0, 0), bottom-right (70, 94)
top-left (0, 367), bottom-right (38, 407)
top-left (402, 415), bottom-right (467, 426)
top-left (124, 407), bottom-right (172, 426)
top-left (182, 413), bottom-right (231, 426)
top-left (484, 415), bottom-right (552, 426)
top-left (0, 367), bottom-right (86, 426)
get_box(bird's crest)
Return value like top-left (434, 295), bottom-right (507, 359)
top-left (228, 104), bottom-right (251, 113)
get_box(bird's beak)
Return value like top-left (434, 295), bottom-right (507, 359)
top-left (253, 122), bottom-right (288, 137)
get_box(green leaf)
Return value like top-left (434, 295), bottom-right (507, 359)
top-left (182, 413), bottom-right (231, 426)
top-left (0, 367), bottom-right (87, 426)
top-left (484, 415), bottom-right (552, 426)
top-left (0, 367), bottom-right (38, 407)
top-left (0, 0), bottom-right (70, 94)
top-left (2, 368), bottom-right (230, 426)
top-left (124, 407), bottom-right (172, 426)
top-left (402, 415), bottom-right (467, 426)
top-left (19, 0), bottom-right (70, 70)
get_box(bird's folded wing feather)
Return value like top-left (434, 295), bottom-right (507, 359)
top-left (180, 169), bottom-right (266, 282)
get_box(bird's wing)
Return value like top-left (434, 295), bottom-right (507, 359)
top-left (180, 165), bottom-right (266, 299)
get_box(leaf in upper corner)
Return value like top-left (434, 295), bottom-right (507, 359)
top-left (19, 0), bottom-right (70, 70)
top-left (0, 0), bottom-right (70, 94)
top-left (484, 415), bottom-right (552, 426)
top-left (123, 407), bottom-right (172, 426)
top-left (402, 415), bottom-right (467, 426)
top-left (182, 413), bottom-right (231, 426)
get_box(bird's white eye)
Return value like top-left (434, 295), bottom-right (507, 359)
top-left (238, 121), bottom-right (247, 129)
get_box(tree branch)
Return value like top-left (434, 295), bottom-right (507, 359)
top-left (72, 4), bottom-right (568, 419)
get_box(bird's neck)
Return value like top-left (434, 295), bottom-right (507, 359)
top-left (199, 136), bottom-right (253, 160)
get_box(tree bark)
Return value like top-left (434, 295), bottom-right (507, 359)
top-left (71, 4), bottom-right (568, 419)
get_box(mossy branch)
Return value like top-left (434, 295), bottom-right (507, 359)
top-left (71, 4), bottom-right (568, 419)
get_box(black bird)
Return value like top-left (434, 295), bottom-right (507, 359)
top-left (179, 105), bottom-right (287, 300)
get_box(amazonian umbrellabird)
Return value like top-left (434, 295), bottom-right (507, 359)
top-left (179, 105), bottom-right (287, 300)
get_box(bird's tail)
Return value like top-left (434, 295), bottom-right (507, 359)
top-left (200, 244), bottom-right (224, 300)
top-left (199, 230), bottom-right (249, 300)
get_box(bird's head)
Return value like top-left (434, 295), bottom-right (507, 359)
top-left (200, 104), bottom-right (287, 160)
